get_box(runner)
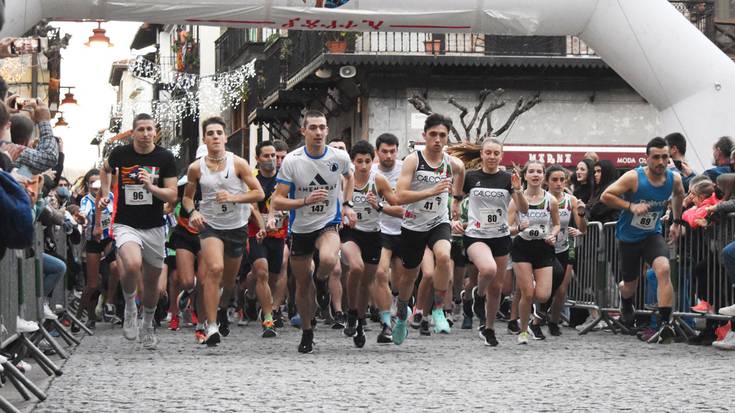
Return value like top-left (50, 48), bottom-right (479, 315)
top-left (370, 133), bottom-right (406, 344)
top-left (455, 138), bottom-right (527, 346)
top-left (271, 110), bottom-right (356, 354)
top-left (97, 113), bottom-right (178, 349)
top-left (392, 113), bottom-right (465, 345)
top-left (601, 136), bottom-right (685, 343)
top-left (182, 116), bottom-right (264, 346)
top-left (508, 160), bottom-right (561, 345)
top-left (544, 164), bottom-right (587, 336)
top-left (340, 140), bottom-right (397, 347)
top-left (247, 140), bottom-right (288, 338)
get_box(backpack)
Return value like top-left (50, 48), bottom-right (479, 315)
top-left (0, 170), bottom-right (34, 249)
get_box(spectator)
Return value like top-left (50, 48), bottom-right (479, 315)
top-left (8, 98), bottom-right (58, 175)
top-left (584, 151), bottom-right (599, 163)
top-left (0, 75), bottom-right (8, 101)
top-left (571, 159), bottom-right (595, 204)
top-left (703, 136), bottom-right (734, 182)
top-left (665, 132), bottom-right (696, 192)
top-left (587, 160), bottom-right (619, 223)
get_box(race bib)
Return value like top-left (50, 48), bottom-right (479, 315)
top-left (100, 215), bottom-right (112, 229)
top-left (356, 207), bottom-right (373, 222)
top-left (479, 208), bottom-right (502, 229)
top-left (124, 184), bottom-right (152, 205)
top-left (632, 212), bottom-right (660, 230)
top-left (419, 197), bottom-right (442, 214)
top-left (305, 200), bottom-right (330, 217)
top-left (525, 225), bottom-right (548, 240)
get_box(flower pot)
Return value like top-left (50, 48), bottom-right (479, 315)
top-left (424, 40), bottom-right (442, 54)
top-left (326, 40), bottom-right (348, 53)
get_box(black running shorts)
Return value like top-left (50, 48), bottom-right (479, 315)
top-left (618, 234), bottom-right (669, 283)
top-left (289, 224), bottom-right (339, 257)
top-left (511, 237), bottom-right (555, 270)
top-left (248, 236), bottom-right (286, 274)
top-left (340, 228), bottom-right (381, 265)
top-left (398, 223), bottom-right (451, 270)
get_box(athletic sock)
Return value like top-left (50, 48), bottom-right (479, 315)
top-left (621, 296), bottom-right (634, 311)
top-left (263, 312), bottom-right (273, 323)
top-left (397, 299), bottom-right (409, 321)
top-left (347, 309), bottom-right (359, 327)
top-left (659, 307), bottom-right (672, 325)
top-left (196, 322), bottom-right (205, 331)
top-left (142, 306), bottom-right (156, 328)
top-left (380, 311), bottom-right (391, 327)
top-left (123, 290), bottom-right (137, 312)
top-left (433, 290), bottom-right (447, 310)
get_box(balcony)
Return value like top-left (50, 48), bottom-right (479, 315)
top-left (215, 28), bottom-right (279, 72)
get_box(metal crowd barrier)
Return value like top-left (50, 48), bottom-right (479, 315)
top-left (566, 213), bottom-right (735, 337)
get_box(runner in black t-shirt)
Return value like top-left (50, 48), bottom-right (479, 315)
top-left (97, 113), bottom-right (178, 349)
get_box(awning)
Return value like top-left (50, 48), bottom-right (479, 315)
top-left (500, 144), bottom-right (646, 169)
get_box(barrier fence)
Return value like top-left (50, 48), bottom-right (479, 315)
top-left (566, 213), bottom-right (735, 335)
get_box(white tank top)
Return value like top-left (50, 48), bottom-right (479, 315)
top-left (554, 192), bottom-right (573, 253)
top-left (198, 152), bottom-right (250, 230)
top-left (352, 171), bottom-right (380, 233)
top-left (519, 191), bottom-right (554, 241)
top-left (402, 151), bottom-right (452, 232)
top-left (372, 161), bottom-right (403, 235)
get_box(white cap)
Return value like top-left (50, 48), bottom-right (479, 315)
top-left (195, 144), bottom-right (208, 159)
top-left (91, 180), bottom-right (101, 189)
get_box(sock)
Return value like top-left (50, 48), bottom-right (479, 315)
top-left (196, 322), bottom-right (205, 331)
top-left (123, 290), bottom-right (137, 312)
top-left (397, 299), bottom-right (409, 320)
top-left (380, 311), bottom-right (391, 327)
top-left (433, 290), bottom-right (447, 310)
top-left (621, 296), bottom-right (634, 311)
top-left (264, 312), bottom-right (273, 323)
top-left (142, 306), bottom-right (156, 328)
top-left (659, 307), bottom-right (672, 325)
top-left (347, 309), bottom-right (358, 327)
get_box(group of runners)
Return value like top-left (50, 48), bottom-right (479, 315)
top-left (81, 109), bottom-right (685, 352)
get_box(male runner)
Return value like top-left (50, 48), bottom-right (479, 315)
top-left (271, 110), bottom-right (356, 354)
top-left (182, 116), bottom-right (264, 346)
top-left (392, 113), bottom-right (465, 345)
top-left (247, 140), bottom-right (288, 338)
top-left (97, 113), bottom-right (178, 349)
top-left (601, 136), bottom-right (685, 343)
top-left (370, 133), bottom-right (405, 343)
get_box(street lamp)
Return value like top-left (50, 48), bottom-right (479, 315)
top-left (54, 113), bottom-right (69, 129)
top-left (60, 86), bottom-right (78, 109)
top-left (85, 22), bottom-right (114, 48)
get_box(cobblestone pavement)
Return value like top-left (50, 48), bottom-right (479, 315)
top-left (14, 319), bottom-right (735, 412)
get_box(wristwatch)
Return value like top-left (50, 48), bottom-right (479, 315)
top-left (342, 200), bottom-right (354, 209)
top-left (377, 201), bottom-right (385, 212)
top-left (452, 194), bottom-right (464, 201)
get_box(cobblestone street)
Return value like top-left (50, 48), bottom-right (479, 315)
top-left (4, 319), bottom-right (731, 412)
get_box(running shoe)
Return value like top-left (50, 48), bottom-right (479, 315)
top-left (244, 296), bottom-right (259, 322)
top-left (343, 319), bottom-right (357, 338)
top-left (141, 325), bottom-right (158, 350)
top-left (715, 322), bottom-right (732, 341)
top-left (273, 308), bottom-right (284, 329)
top-left (195, 329), bottom-right (206, 345)
top-left (471, 286), bottom-right (486, 325)
top-left (507, 319), bottom-right (521, 335)
top-left (528, 324), bottom-right (546, 340)
top-left (392, 318), bottom-right (408, 345)
top-left (687, 330), bottom-right (715, 346)
top-left (217, 308), bottom-right (230, 337)
top-left (85, 319), bottom-right (96, 331)
top-left (42, 303), bottom-right (58, 321)
top-left (636, 327), bottom-right (657, 342)
top-left (444, 309), bottom-right (454, 328)
top-left (290, 314), bottom-right (302, 328)
top-left (237, 310), bottom-right (249, 327)
top-left (410, 308), bottom-right (423, 329)
top-left (369, 305), bottom-right (380, 323)
top-left (103, 303), bottom-right (119, 323)
top-left (496, 297), bottom-right (512, 321)
top-left (479, 326), bottom-right (499, 347)
top-left (547, 322), bottom-right (561, 337)
top-left (419, 320), bottom-right (431, 336)
top-left (298, 330), bottom-right (315, 354)
top-left (712, 331), bottom-right (735, 350)
top-left (648, 323), bottom-right (675, 344)
top-left (332, 311), bottom-right (346, 330)
top-left (377, 323), bottom-right (393, 344)
top-left (123, 307), bottom-right (139, 341)
top-left (619, 298), bottom-right (636, 328)
top-left (691, 299), bottom-right (714, 314)
top-left (169, 314), bottom-right (181, 331)
top-left (314, 277), bottom-right (330, 311)
top-left (719, 304), bottom-right (735, 317)
top-left (432, 308), bottom-right (451, 334)
top-left (262, 320), bottom-right (277, 338)
top-left (461, 315), bottom-right (473, 330)
top-left (517, 331), bottom-right (529, 345)
top-left (353, 321), bottom-right (366, 348)
top-left (204, 325), bottom-right (221, 347)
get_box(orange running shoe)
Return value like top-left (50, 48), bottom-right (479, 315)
top-left (691, 300), bottom-right (713, 314)
top-left (195, 328), bottom-right (206, 344)
top-left (169, 314), bottom-right (180, 331)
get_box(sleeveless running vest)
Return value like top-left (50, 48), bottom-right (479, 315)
top-left (198, 152), bottom-right (250, 230)
top-left (519, 191), bottom-right (554, 241)
top-left (352, 171), bottom-right (380, 233)
top-left (555, 192), bottom-right (573, 253)
top-left (402, 151), bottom-right (452, 232)
top-left (372, 161), bottom-right (403, 235)
top-left (465, 170), bottom-right (512, 239)
top-left (616, 167), bottom-right (673, 243)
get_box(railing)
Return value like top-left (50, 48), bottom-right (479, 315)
top-left (670, 0), bottom-right (715, 40)
top-left (215, 28), bottom-right (279, 72)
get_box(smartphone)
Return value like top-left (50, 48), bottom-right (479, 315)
top-left (10, 37), bottom-right (46, 55)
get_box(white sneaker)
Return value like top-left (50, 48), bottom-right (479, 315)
top-left (123, 305), bottom-right (139, 341)
top-left (140, 325), bottom-right (158, 350)
top-left (16, 317), bottom-right (39, 333)
top-left (43, 303), bottom-right (58, 320)
top-left (718, 304), bottom-right (735, 317)
top-left (713, 330), bottom-right (735, 350)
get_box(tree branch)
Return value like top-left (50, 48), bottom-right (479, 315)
top-left (494, 93), bottom-right (541, 137)
top-left (447, 96), bottom-right (470, 141)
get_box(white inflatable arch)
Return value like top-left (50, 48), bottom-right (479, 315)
top-left (4, 0), bottom-right (734, 170)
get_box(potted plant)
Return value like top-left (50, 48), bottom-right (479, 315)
top-left (320, 31), bottom-right (358, 53)
top-left (424, 33), bottom-right (444, 54)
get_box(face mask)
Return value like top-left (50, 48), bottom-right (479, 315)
top-left (260, 159), bottom-right (276, 172)
top-left (57, 186), bottom-right (71, 199)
